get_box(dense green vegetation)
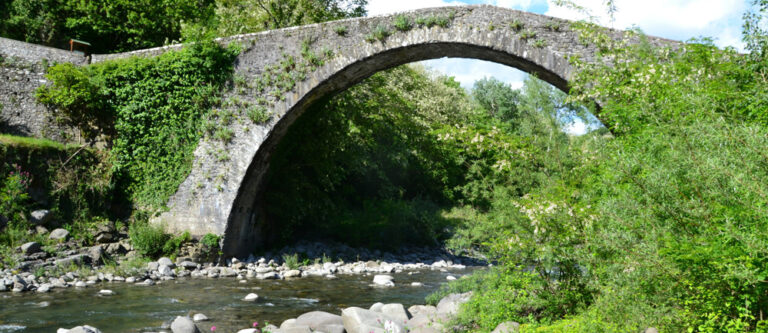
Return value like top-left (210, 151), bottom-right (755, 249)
top-left (0, 0), bottom-right (366, 53)
top-left (1, 0), bottom-right (767, 331)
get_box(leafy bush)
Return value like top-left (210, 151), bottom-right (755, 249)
top-left (162, 231), bottom-right (190, 257)
top-left (37, 41), bottom-right (238, 210)
top-left (128, 221), bottom-right (170, 258)
top-left (247, 105), bottom-right (271, 124)
top-left (200, 233), bottom-right (221, 248)
top-left (0, 164), bottom-right (30, 227)
top-left (333, 25), bottom-right (348, 36)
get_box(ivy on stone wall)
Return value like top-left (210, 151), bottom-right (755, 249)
top-left (36, 41), bottom-right (239, 210)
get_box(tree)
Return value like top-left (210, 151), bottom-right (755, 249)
top-left (472, 77), bottom-right (521, 125)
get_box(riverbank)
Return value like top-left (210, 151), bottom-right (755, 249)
top-left (1, 240), bottom-right (485, 294)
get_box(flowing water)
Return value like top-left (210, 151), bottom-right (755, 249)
top-left (0, 267), bottom-right (478, 332)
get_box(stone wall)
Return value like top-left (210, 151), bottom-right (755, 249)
top-left (0, 37), bottom-right (86, 141)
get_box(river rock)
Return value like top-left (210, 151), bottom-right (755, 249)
top-left (12, 275), bottom-right (27, 292)
top-left (147, 261), bottom-right (160, 271)
top-left (192, 313), bottom-right (209, 322)
top-left (28, 209), bottom-right (52, 225)
top-left (88, 245), bottom-right (104, 264)
top-left (372, 274), bottom-right (394, 287)
top-left (258, 272), bottom-right (280, 280)
top-left (381, 303), bottom-right (409, 323)
top-left (446, 275), bottom-right (456, 281)
top-left (262, 324), bottom-right (280, 333)
top-left (55, 254), bottom-right (90, 267)
top-left (407, 305), bottom-right (437, 317)
top-left (411, 282), bottom-right (423, 287)
top-left (237, 330), bottom-right (259, 333)
top-left (341, 307), bottom-right (405, 333)
top-left (125, 277), bottom-right (136, 283)
top-left (492, 321), bottom-right (521, 333)
top-left (283, 270), bottom-right (301, 278)
top-left (105, 242), bottom-right (126, 256)
top-left (75, 281), bottom-right (87, 288)
top-left (37, 283), bottom-right (52, 293)
top-left (280, 319), bottom-right (297, 329)
top-left (98, 289), bottom-right (114, 296)
top-left (158, 265), bottom-right (175, 277)
top-left (295, 311), bottom-right (344, 333)
top-left (67, 325), bottom-right (102, 333)
top-left (19, 241), bottom-right (42, 255)
top-left (180, 261), bottom-right (198, 269)
top-left (244, 293), bottom-right (259, 301)
top-left (48, 228), bottom-right (69, 241)
top-left (171, 316), bottom-right (200, 333)
top-left (436, 292), bottom-right (473, 316)
top-left (369, 302), bottom-right (384, 312)
top-left (158, 257), bottom-right (175, 268)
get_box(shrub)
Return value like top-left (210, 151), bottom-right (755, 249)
top-left (509, 20), bottom-right (524, 31)
top-left (200, 233), bottom-right (221, 248)
top-left (162, 231), bottom-right (190, 257)
top-left (129, 221), bottom-right (170, 258)
top-left (519, 29), bottom-right (536, 40)
top-left (0, 164), bottom-right (30, 227)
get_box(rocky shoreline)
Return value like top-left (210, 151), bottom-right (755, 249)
top-left (57, 291), bottom-right (521, 333)
top-left (2, 240), bottom-right (485, 294)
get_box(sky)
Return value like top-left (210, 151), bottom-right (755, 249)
top-left (365, 0), bottom-right (753, 134)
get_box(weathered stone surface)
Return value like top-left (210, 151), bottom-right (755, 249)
top-left (436, 292), bottom-right (473, 316)
top-left (341, 307), bottom-right (405, 333)
top-left (170, 316), bottom-right (200, 333)
top-left (19, 242), bottom-right (42, 255)
top-left (282, 270), bottom-right (301, 278)
top-left (492, 321), bottom-right (521, 333)
top-left (295, 311), bottom-right (344, 333)
top-left (192, 313), bottom-right (209, 322)
top-left (158, 257), bottom-right (175, 268)
top-left (28, 209), bottom-right (52, 225)
top-left (381, 303), bottom-right (409, 323)
top-left (49, 228), bottom-right (70, 240)
top-left (407, 305), bottom-right (437, 318)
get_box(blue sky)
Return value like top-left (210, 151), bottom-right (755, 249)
top-left (365, 0), bottom-right (753, 133)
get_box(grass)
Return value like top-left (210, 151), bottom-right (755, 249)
top-left (334, 25), bottom-right (348, 36)
top-left (247, 106), bottom-right (271, 124)
top-left (520, 30), bottom-right (537, 40)
top-left (509, 20), bottom-right (524, 31)
top-left (0, 134), bottom-right (78, 150)
top-left (394, 15), bottom-right (413, 32)
top-left (282, 253), bottom-right (300, 269)
top-left (365, 25), bottom-right (391, 43)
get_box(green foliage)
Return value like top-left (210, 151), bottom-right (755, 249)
top-left (37, 42), bottom-right (238, 210)
top-left (393, 15), bottom-right (413, 32)
top-left (509, 20), bottom-right (524, 31)
top-left (545, 21), bottom-right (562, 31)
top-left (282, 253), bottom-right (300, 269)
top-left (520, 29), bottom-right (537, 40)
top-left (0, 0), bottom-right (215, 53)
top-left (0, 164), bottom-right (31, 227)
top-left (415, 14), bottom-right (451, 28)
top-left (365, 25), bottom-right (390, 43)
top-left (532, 39), bottom-right (547, 48)
top-left (247, 105), bottom-right (272, 124)
top-left (162, 231), bottom-right (191, 257)
top-left (129, 221), bottom-right (170, 258)
top-left (200, 233), bottom-right (221, 248)
top-left (333, 25), bottom-right (348, 36)
top-left (35, 63), bottom-right (110, 141)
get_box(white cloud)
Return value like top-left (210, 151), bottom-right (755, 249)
top-left (545, 0), bottom-right (748, 49)
top-left (495, 0), bottom-right (534, 9)
top-left (563, 119), bottom-right (589, 135)
top-left (419, 58), bottom-right (528, 89)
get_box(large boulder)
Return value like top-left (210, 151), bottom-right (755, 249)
top-left (158, 257), bottom-right (175, 268)
top-left (158, 265), bottom-right (175, 277)
top-left (88, 245), bottom-right (105, 264)
top-left (49, 228), bottom-right (70, 241)
top-left (295, 311), bottom-right (344, 333)
top-left (381, 304), bottom-right (409, 324)
top-left (341, 307), bottom-right (406, 333)
top-left (28, 209), bottom-right (52, 225)
top-left (19, 242), bottom-right (42, 255)
top-left (407, 305), bottom-right (437, 318)
top-left (436, 292), bottom-right (473, 316)
top-left (170, 316), bottom-right (200, 333)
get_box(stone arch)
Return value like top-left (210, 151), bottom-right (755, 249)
top-left (155, 5), bottom-right (675, 257)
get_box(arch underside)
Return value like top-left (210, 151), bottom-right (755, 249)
top-left (222, 42), bottom-right (572, 257)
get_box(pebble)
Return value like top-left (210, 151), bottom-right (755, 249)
top-left (74, 281), bottom-right (87, 288)
top-left (192, 313), bottom-right (209, 322)
top-left (98, 289), bottom-right (114, 296)
top-left (244, 293), bottom-right (259, 302)
top-left (446, 275), bottom-right (456, 281)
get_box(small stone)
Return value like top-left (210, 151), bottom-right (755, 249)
top-left (68, 325), bottom-right (102, 333)
top-left (74, 281), bottom-right (87, 288)
top-left (411, 282), bottom-right (423, 287)
top-left (192, 313), bottom-right (209, 322)
top-left (158, 265), bottom-right (175, 277)
top-left (179, 261), bottom-right (198, 269)
top-left (236, 330), bottom-right (258, 333)
top-left (125, 277), bottom-right (136, 283)
top-left (372, 274), bottom-right (394, 287)
top-left (36, 225), bottom-right (49, 234)
top-left (283, 269), bottom-right (301, 278)
top-left (98, 289), bottom-right (114, 296)
top-left (446, 275), bottom-right (456, 281)
top-left (244, 293), bottom-right (259, 301)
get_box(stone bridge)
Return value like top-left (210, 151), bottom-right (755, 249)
top-left (0, 5), bottom-right (678, 258)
